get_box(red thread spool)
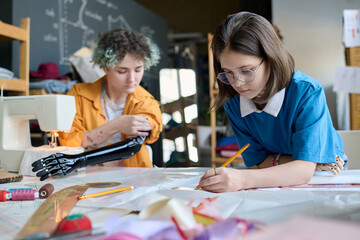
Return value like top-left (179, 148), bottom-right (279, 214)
top-left (0, 190), bottom-right (9, 201)
top-left (11, 190), bottom-right (38, 201)
top-left (38, 183), bottom-right (55, 199)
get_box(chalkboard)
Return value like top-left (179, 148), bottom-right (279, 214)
top-left (2, 0), bottom-right (168, 166)
top-left (10, 0), bottom-right (168, 99)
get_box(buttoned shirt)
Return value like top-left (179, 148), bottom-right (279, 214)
top-left (58, 75), bottom-right (162, 168)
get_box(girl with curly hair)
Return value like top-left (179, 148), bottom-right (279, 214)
top-left (59, 29), bottom-right (162, 168)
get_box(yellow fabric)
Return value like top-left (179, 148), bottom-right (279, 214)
top-left (58, 75), bottom-right (162, 168)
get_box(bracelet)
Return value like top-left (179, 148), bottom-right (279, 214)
top-left (271, 153), bottom-right (281, 166)
top-left (271, 154), bottom-right (278, 166)
top-left (275, 153), bottom-right (281, 166)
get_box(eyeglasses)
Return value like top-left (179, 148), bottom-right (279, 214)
top-left (217, 59), bottom-right (264, 84)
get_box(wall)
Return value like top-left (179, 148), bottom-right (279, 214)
top-left (0, 0), bottom-right (168, 101)
top-left (0, 0), bottom-right (168, 166)
top-left (0, 0), bottom-right (12, 70)
top-left (272, 0), bottom-right (360, 129)
top-left (134, 0), bottom-right (241, 37)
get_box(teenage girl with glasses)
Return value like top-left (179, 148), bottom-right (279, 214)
top-left (198, 12), bottom-right (347, 192)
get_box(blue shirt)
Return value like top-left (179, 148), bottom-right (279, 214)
top-left (224, 70), bottom-right (344, 167)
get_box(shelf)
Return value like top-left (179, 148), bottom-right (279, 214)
top-left (164, 126), bottom-right (196, 140)
top-left (0, 20), bottom-right (28, 42)
top-left (350, 93), bottom-right (360, 130)
top-left (160, 68), bottom-right (199, 167)
top-left (29, 89), bottom-right (49, 95)
top-left (345, 47), bottom-right (360, 130)
top-left (0, 18), bottom-right (30, 96)
top-left (212, 156), bottom-right (243, 165)
top-left (0, 78), bottom-right (28, 92)
top-left (162, 96), bottom-right (196, 114)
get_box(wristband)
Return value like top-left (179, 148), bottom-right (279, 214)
top-left (275, 153), bottom-right (281, 166)
top-left (271, 154), bottom-right (277, 166)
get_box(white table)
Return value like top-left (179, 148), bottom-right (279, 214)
top-left (1, 167), bottom-right (360, 239)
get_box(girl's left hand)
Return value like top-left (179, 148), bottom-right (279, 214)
top-left (315, 155), bottom-right (344, 175)
top-left (198, 167), bottom-right (246, 192)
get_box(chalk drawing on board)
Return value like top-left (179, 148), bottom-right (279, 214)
top-left (46, 0), bottom-right (155, 67)
top-left (58, 0), bottom-right (98, 65)
top-left (108, 15), bottom-right (131, 31)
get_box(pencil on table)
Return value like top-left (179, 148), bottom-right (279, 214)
top-left (194, 143), bottom-right (250, 190)
top-left (77, 186), bottom-right (134, 200)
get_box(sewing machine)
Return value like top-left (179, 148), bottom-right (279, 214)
top-left (0, 95), bottom-right (76, 172)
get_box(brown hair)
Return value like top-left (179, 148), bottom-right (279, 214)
top-left (211, 11), bottom-right (294, 110)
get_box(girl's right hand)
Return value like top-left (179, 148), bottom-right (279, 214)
top-left (198, 167), bottom-right (247, 192)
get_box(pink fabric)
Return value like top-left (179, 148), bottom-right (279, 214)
top-left (96, 198), bottom-right (262, 240)
top-left (220, 150), bottom-right (243, 159)
top-left (101, 232), bottom-right (143, 240)
top-left (189, 197), bottom-right (222, 221)
top-left (216, 143), bottom-right (239, 153)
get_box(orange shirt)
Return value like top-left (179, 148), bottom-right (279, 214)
top-left (58, 76), bottom-right (162, 168)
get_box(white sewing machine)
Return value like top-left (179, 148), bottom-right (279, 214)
top-left (0, 95), bottom-right (76, 172)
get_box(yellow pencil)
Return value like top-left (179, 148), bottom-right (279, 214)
top-left (77, 186), bottom-right (134, 200)
top-left (194, 143), bottom-right (250, 190)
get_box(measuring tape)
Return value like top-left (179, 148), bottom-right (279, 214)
top-left (16, 182), bottom-right (120, 239)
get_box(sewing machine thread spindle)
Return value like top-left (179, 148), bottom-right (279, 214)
top-left (49, 131), bottom-right (59, 148)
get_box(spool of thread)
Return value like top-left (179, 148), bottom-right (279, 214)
top-left (38, 183), bottom-right (55, 199)
top-left (11, 190), bottom-right (39, 201)
top-left (0, 190), bottom-right (10, 201)
top-left (8, 188), bottom-right (33, 193)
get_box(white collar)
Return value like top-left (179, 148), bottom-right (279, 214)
top-left (240, 88), bottom-right (285, 117)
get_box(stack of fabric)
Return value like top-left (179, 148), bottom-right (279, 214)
top-left (216, 136), bottom-right (242, 159)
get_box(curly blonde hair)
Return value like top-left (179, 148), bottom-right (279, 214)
top-left (92, 29), bottom-right (160, 70)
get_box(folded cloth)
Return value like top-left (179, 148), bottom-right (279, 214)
top-left (219, 150), bottom-right (242, 159)
top-left (216, 143), bottom-right (239, 153)
top-left (29, 80), bottom-right (77, 93)
top-left (0, 67), bottom-right (15, 79)
top-left (19, 145), bottom-right (84, 176)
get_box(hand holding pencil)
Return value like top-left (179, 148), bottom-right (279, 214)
top-left (195, 143), bottom-right (250, 191)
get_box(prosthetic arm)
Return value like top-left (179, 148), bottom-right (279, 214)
top-left (32, 135), bottom-right (146, 181)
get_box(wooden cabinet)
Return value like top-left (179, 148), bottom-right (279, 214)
top-left (345, 47), bottom-right (360, 130)
top-left (349, 93), bottom-right (360, 130)
top-left (208, 33), bottom-right (244, 167)
top-left (0, 18), bottom-right (30, 95)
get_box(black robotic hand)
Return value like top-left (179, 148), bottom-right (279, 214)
top-left (32, 135), bottom-right (146, 181)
